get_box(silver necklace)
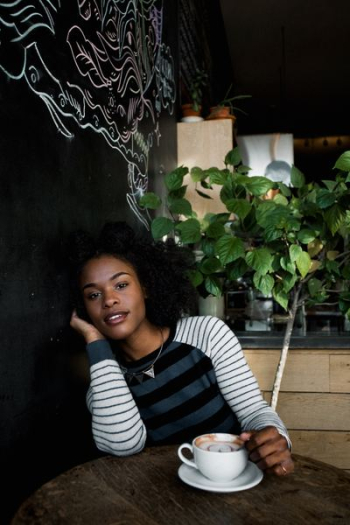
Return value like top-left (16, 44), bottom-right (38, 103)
top-left (121, 328), bottom-right (164, 382)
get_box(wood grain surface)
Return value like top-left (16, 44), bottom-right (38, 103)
top-left (11, 446), bottom-right (350, 525)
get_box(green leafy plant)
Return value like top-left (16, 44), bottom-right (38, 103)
top-left (140, 148), bottom-right (350, 408)
top-left (208, 84), bottom-right (251, 117)
top-left (187, 68), bottom-right (208, 112)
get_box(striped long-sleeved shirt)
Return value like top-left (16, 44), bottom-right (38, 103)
top-left (86, 316), bottom-right (290, 456)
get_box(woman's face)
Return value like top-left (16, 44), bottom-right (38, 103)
top-left (79, 254), bottom-right (148, 341)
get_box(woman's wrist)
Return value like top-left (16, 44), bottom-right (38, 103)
top-left (85, 331), bottom-right (106, 344)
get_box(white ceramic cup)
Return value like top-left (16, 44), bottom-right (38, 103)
top-left (178, 433), bottom-right (248, 483)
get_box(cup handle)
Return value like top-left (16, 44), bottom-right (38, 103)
top-left (177, 443), bottom-right (198, 470)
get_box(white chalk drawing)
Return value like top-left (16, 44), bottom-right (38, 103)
top-left (0, 0), bottom-right (176, 226)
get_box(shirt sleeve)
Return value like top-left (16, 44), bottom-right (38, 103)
top-left (207, 317), bottom-right (291, 447)
top-left (86, 339), bottom-right (147, 456)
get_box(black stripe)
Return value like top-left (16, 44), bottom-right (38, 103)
top-left (147, 403), bottom-right (241, 445)
top-left (156, 342), bottom-right (193, 373)
top-left (144, 382), bottom-right (220, 429)
top-left (132, 352), bottom-right (213, 408)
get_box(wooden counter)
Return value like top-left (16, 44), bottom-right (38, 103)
top-left (244, 346), bottom-right (350, 474)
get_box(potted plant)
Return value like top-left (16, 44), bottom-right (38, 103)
top-left (206, 84), bottom-right (251, 121)
top-left (140, 148), bottom-right (350, 408)
top-left (181, 68), bottom-right (208, 121)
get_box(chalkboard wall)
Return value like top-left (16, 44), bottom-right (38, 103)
top-left (0, 1), bottom-right (178, 521)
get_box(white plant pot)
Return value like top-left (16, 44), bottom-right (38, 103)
top-left (198, 295), bottom-right (225, 320)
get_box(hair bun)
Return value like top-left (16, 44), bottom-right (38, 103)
top-left (98, 221), bottom-right (136, 253)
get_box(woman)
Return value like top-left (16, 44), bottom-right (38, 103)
top-left (68, 221), bottom-right (294, 476)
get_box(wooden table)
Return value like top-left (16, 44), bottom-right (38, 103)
top-left (11, 446), bottom-right (350, 525)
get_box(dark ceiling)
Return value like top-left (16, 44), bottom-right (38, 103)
top-left (219, 0), bottom-right (350, 138)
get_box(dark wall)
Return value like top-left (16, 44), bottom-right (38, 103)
top-left (0, 1), bottom-right (178, 522)
top-left (179, 0), bottom-right (233, 114)
top-left (220, 0), bottom-right (350, 137)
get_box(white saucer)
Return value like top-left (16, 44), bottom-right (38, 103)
top-left (178, 461), bottom-right (263, 493)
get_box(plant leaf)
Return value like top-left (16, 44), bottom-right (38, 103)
top-left (169, 185), bottom-right (187, 199)
top-left (169, 198), bottom-right (192, 216)
top-left (296, 251), bottom-right (311, 278)
top-left (334, 151), bottom-right (350, 171)
top-left (227, 258), bottom-right (248, 280)
top-left (187, 269), bottom-right (203, 287)
top-left (201, 238), bottom-right (216, 257)
top-left (309, 260), bottom-right (322, 273)
top-left (225, 198), bottom-right (252, 220)
top-left (204, 275), bottom-right (223, 296)
top-left (175, 219), bottom-right (202, 244)
top-left (291, 165), bottom-right (305, 188)
top-left (273, 193), bottom-right (288, 206)
top-left (215, 235), bottom-right (245, 265)
top-left (282, 273), bottom-right (297, 293)
top-left (151, 217), bottom-right (174, 239)
top-left (207, 168), bottom-right (228, 185)
top-left (321, 180), bottom-right (337, 192)
top-left (308, 278), bottom-right (322, 296)
top-left (165, 166), bottom-right (188, 191)
top-left (289, 245), bottom-right (302, 262)
top-left (253, 273), bottom-right (274, 296)
top-left (263, 224), bottom-right (283, 242)
top-left (200, 257), bottom-right (222, 275)
top-left (206, 222), bottom-right (226, 239)
top-left (327, 250), bottom-right (339, 261)
top-left (220, 180), bottom-right (235, 203)
top-left (277, 182), bottom-right (292, 197)
top-left (325, 259), bottom-right (341, 276)
top-left (297, 229), bottom-right (316, 244)
top-left (245, 176), bottom-right (274, 196)
top-left (195, 189), bottom-right (213, 199)
top-left (139, 192), bottom-right (161, 209)
top-left (316, 189), bottom-right (336, 209)
top-left (255, 201), bottom-right (289, 228)
top-left (201, 180), bottom-right (213, 190)
top-left (237, 165), bottom-right (251, 174)
top-left (273, 286), bottom-right (289, 311)
top-left (307, 239), bottom-right (323, 258)
top-left (324, 204), bottom-right (347, 235)
top-left (245, 248), bottom-right (273, 275)
top-left (225, 147), bottom-right (241, 167)
top-left (280, 256), bottom-right (295, 274)
top-left (190, 166), bottom-right (207, 182)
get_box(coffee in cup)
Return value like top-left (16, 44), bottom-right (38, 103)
top-left (178, 433), bottom-right (248, 483)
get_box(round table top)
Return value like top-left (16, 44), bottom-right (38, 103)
top-left (11, 446), bottom-right (350, 525)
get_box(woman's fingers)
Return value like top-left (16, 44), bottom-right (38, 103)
top-left (70, 309), bottom-right (105, 343)
top-left (266, 457), bottom-right (295, 476)
top-left (240, 426), bottom-right (294, 476)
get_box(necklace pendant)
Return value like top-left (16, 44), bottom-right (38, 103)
top-left (143, 366), bottom-right (155, 378)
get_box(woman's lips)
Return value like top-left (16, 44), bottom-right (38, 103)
top-left (104, 312), bottom-right (128, 325)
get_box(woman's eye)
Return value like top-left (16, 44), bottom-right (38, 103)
top-left (87, 292), bottom-right (100, 300)
top-left (116, 282), bottom-right (128, 290)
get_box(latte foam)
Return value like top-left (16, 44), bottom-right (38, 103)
top-left (195, 433), bottom-right (243, 453)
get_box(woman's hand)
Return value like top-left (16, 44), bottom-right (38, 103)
top-left (239, 426), bottom-right (294, 476)
top-left (70, 309), bottom-right (105, 344)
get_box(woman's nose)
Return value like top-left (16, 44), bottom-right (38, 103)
top-left (104, 289), bottom-right (120, 307)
